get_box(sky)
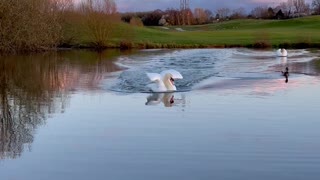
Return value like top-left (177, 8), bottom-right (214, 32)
top-left (115, 0), bottom-right (313, 12)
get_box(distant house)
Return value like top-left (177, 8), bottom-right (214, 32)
top-left (158, 15), bottom-right (169, 26)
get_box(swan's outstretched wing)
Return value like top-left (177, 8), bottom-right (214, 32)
top-left (146, 73), bottom-right (168, 92)
top-left (276, 49), bottom-right (282, 56)
top-left (146, 73), bottom-right (161, 82)
top-left (276, 49), bottom-right (288, 57)
top-left (282, 49), bottom-right (288, 57)
top-left (160, 69), bottom-right (183, 79)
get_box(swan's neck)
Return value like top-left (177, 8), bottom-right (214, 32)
top-left (163, 78), bottom-right (176, 91)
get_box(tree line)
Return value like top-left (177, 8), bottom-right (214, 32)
top-left (0, 0), bottom-right (69, 53)
top-left (121, 0), bottom-right (320, 26)
top-left (0, 0), bottom-right (121, 53)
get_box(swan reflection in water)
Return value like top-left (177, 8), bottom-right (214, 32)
top-left (277, 56), bottom-right (287, 64)
top-left (145, 93), bottom-right (186, 107)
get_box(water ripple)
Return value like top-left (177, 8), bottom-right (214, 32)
top-left (107, 49), bottom-right (317, 93)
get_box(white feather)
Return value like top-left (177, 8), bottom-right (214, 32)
top-left (146, 73), bottom-right (162, 82)
top-left (276, 48), bottom-right (288, 57)
top-left (146, 69), bottom-right (183, 92)
top-left (160, 69), bottom-right (183, 79)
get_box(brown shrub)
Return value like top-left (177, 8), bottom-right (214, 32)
top-left (120, 41), bottom-right (133, 49)
top-left (80, 0), bottom-right (120, 49)
top-left (130, 17), bottom-right (144, 27)
top-left (0, 0), bottom-right (70, 53)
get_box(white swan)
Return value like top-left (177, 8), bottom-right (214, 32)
top-left (146, 69), bottom-right (183, 92)
top-left (276, 48), bottom-right (288, 57)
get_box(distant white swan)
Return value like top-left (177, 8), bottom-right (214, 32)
top-left (146, 69), bottom-right (183, 92)
top-left (276, 48), bottom-right (288, 57)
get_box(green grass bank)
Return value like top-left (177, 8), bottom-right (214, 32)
top-left (63, 15), bottom-right (320, 49)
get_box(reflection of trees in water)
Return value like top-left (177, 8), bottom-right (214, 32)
top-left (0, 50), bottom-right (123, 159)
top-left (0, 54), bottom-right (70, 159)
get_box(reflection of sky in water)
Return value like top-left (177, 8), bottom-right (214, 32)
top-left (2, 80), bottom-right (320, 179)
top-left (1, 49), bottom-right (320, 180)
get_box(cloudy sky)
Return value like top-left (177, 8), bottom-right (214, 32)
top-left (116, 0), bottom-right (312, 12)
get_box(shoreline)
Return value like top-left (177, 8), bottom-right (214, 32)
top-left (58, 42), bottom-right (320, 51)
top-left (1, 43), bottom-right (319, 56)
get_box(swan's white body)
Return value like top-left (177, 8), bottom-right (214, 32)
top-left (276, 48), bottom-right (288, 57)
top-left (146, 69), bottom-right (183, 92)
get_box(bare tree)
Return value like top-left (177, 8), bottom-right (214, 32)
top-left (0, 0), bottom-right (65, 53)
top-left (287, 0), bottom-right (294, 14)
top-left (293, 0), bottom-right (308, 13)
top-left (278, 2), bottom-right (291, 17)
top-left (250, 6), bottom-right (268, 19)
top-left (130, 17), bottom-right (144, 27)
top-left (312, 0), bottom-right (320, 14)
top-left (81, 0), bottom-right (119, 48)
top-left (180, 8), bottom-right (192, 25)
top-left (194, 8), bottom-right (208, 24)
top-left (215, 8), bottom-right (231, 20)
top-left (230, 7), bottom-right (246, 19)
top-left (267, 7), bottom-right (275, 19)
top-left (204, 9), bottom-right (213, 21)
top-left (166, 8), bottom-right (181, 25)
top-left (51, 0), bottom-right (74, 12)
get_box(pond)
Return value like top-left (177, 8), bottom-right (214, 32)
top-left (1, 48), bottom-right (320, 180)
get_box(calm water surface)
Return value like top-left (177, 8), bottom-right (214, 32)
top-left (1, 49), bottom-right (320, 180)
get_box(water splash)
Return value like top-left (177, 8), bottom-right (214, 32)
top-left (107, 49), bottom-right (317, 93)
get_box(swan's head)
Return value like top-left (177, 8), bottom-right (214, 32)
top-left (170, 77), bottom-right (175, 85)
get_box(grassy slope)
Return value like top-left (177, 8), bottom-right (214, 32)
top-left (65, 15), bottom-right (320, 48)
